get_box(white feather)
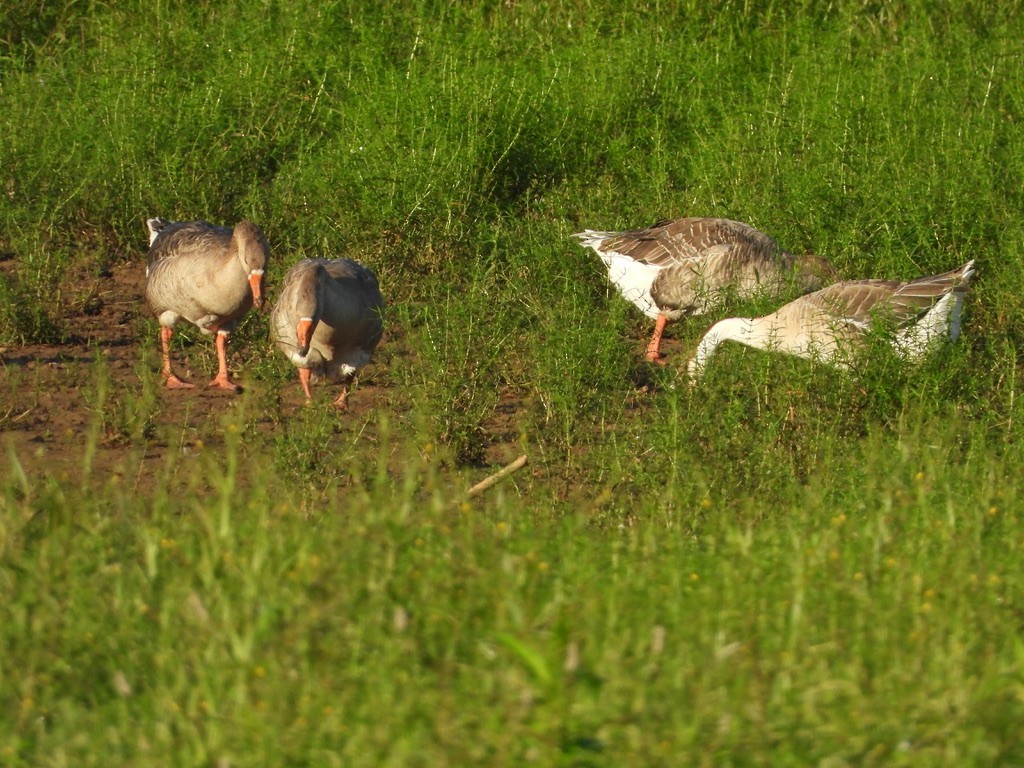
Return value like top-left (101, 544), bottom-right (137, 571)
top-left (601, 253), bottom-right (663, 319)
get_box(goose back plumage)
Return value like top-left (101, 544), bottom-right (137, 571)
top-left (272, 258), bottom-right (384, 387)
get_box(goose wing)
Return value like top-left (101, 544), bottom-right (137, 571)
top-left (319, 258), bottom-right (381, 292)
top-left (648, 241), bottom-right (774, 311)
top-left (577, 217), bottom-right (782, 267)
top-left (146, 220), bottom-right (231, 273)
top-left (808, 262), bottom-right (974, 329)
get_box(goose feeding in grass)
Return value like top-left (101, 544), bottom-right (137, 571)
top-left (145, 217), bottom-right (269, 391)
top-left (686, 260), bottom-right (976, 379)
top-left (272, 258), bottom-right (384, 409)
top-left (573, 217), bottom-right (837, 363)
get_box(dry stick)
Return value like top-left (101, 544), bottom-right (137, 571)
top-left (463, 454), bottom-right (528, 500)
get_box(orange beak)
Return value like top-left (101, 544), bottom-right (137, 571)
top-left (296, 317), bottom-right (315, 357)
top-left (249, 270), bottom-right (264, 310)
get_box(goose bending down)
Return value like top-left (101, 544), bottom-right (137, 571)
top-left (573, 217), bottom-right (836, 363)
top-left (686, 260), bottom-right (976, 379)
top-left (145, 217), bottom-right (269, 391)
top-left (271, 258), bottom-right (384, 409)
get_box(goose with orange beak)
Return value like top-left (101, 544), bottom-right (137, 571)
top-left (272, 258), bottom-right (384, 409)
top-left (574, 217), bottom-right (836, 364)
top-left (145, 217), bottom-right (269, 391)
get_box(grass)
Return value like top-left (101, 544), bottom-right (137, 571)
top-left (3, 0), bottom-right (1024, 764)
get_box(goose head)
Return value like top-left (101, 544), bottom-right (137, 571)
top-left (291, 263), bottom-right (329, 358)
top-left (683, 321), bottom-right (718, 383)
top-left (684, 355), bottom-right (703, 383)
top-left (232, 220), bottom-right (270, 310)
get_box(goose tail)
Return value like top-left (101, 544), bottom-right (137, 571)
top-left (955, 259), bottom-right (977, 288)
top-left (146, 216), bottom-right (172, 247)
top-left (927, 259), bottom-right (976, 290)
top-left (572, 229), bottom-right (620, 252)
top-left (896, 260), bottom-right (976, 358)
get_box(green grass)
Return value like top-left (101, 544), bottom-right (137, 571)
top-left (3, 0), bottom-right (1024, 764)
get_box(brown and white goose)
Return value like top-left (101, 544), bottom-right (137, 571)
top-left (271, 258), bottom-right (384, 409)
top-left (145, 217), bottom-right (269, 391)
top-left (573, 217), bottom-right (836, 363)
top-left (686, 260), bottom-right (976, 378)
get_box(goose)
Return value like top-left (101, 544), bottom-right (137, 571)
top-left (573, 217), bottom-right (836, 363)
top-left (686, 260), bottom-right (976, 378)
top-left (145, 217), bottom-right (269, 391)
top-left (271, 258), bottom-right (384, 409)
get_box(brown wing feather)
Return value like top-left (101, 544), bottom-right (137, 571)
top-left (146, 220), bottom-right (232, 272)
top-left (320, 258), bottom-right (382, 293)
top-left (805, 281), bottom-right (902, 323)
top-left (806, 264), bottom-right (972, 326)
top-left (650, 242), bottom-right (798, 312)
top-left (598, 217), bottom-right (783, 267)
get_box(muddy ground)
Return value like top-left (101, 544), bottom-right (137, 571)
top-left (0, 259), bottom-right (676, 495)
top-left (0, 260), bottom-right (371, 491)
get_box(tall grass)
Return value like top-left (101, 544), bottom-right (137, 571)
top-left (2, 419), bottom-right (1022, 765)
top-left (2, 0), bottom-right (1024, 764)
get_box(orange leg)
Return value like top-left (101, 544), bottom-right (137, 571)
top-left (207, 330), bottom-right (242, 391)
top-left (160, 326), bottom-right (195, 389)
top-left (298, 367), bottom-right (313, 401)
top-left (645, 314), bottom-right (669, 365)
top-left (332, 385), bottom-right (350, 410)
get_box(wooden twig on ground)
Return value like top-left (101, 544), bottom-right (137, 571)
top-left (463, 454), bottom-right (528, 500)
